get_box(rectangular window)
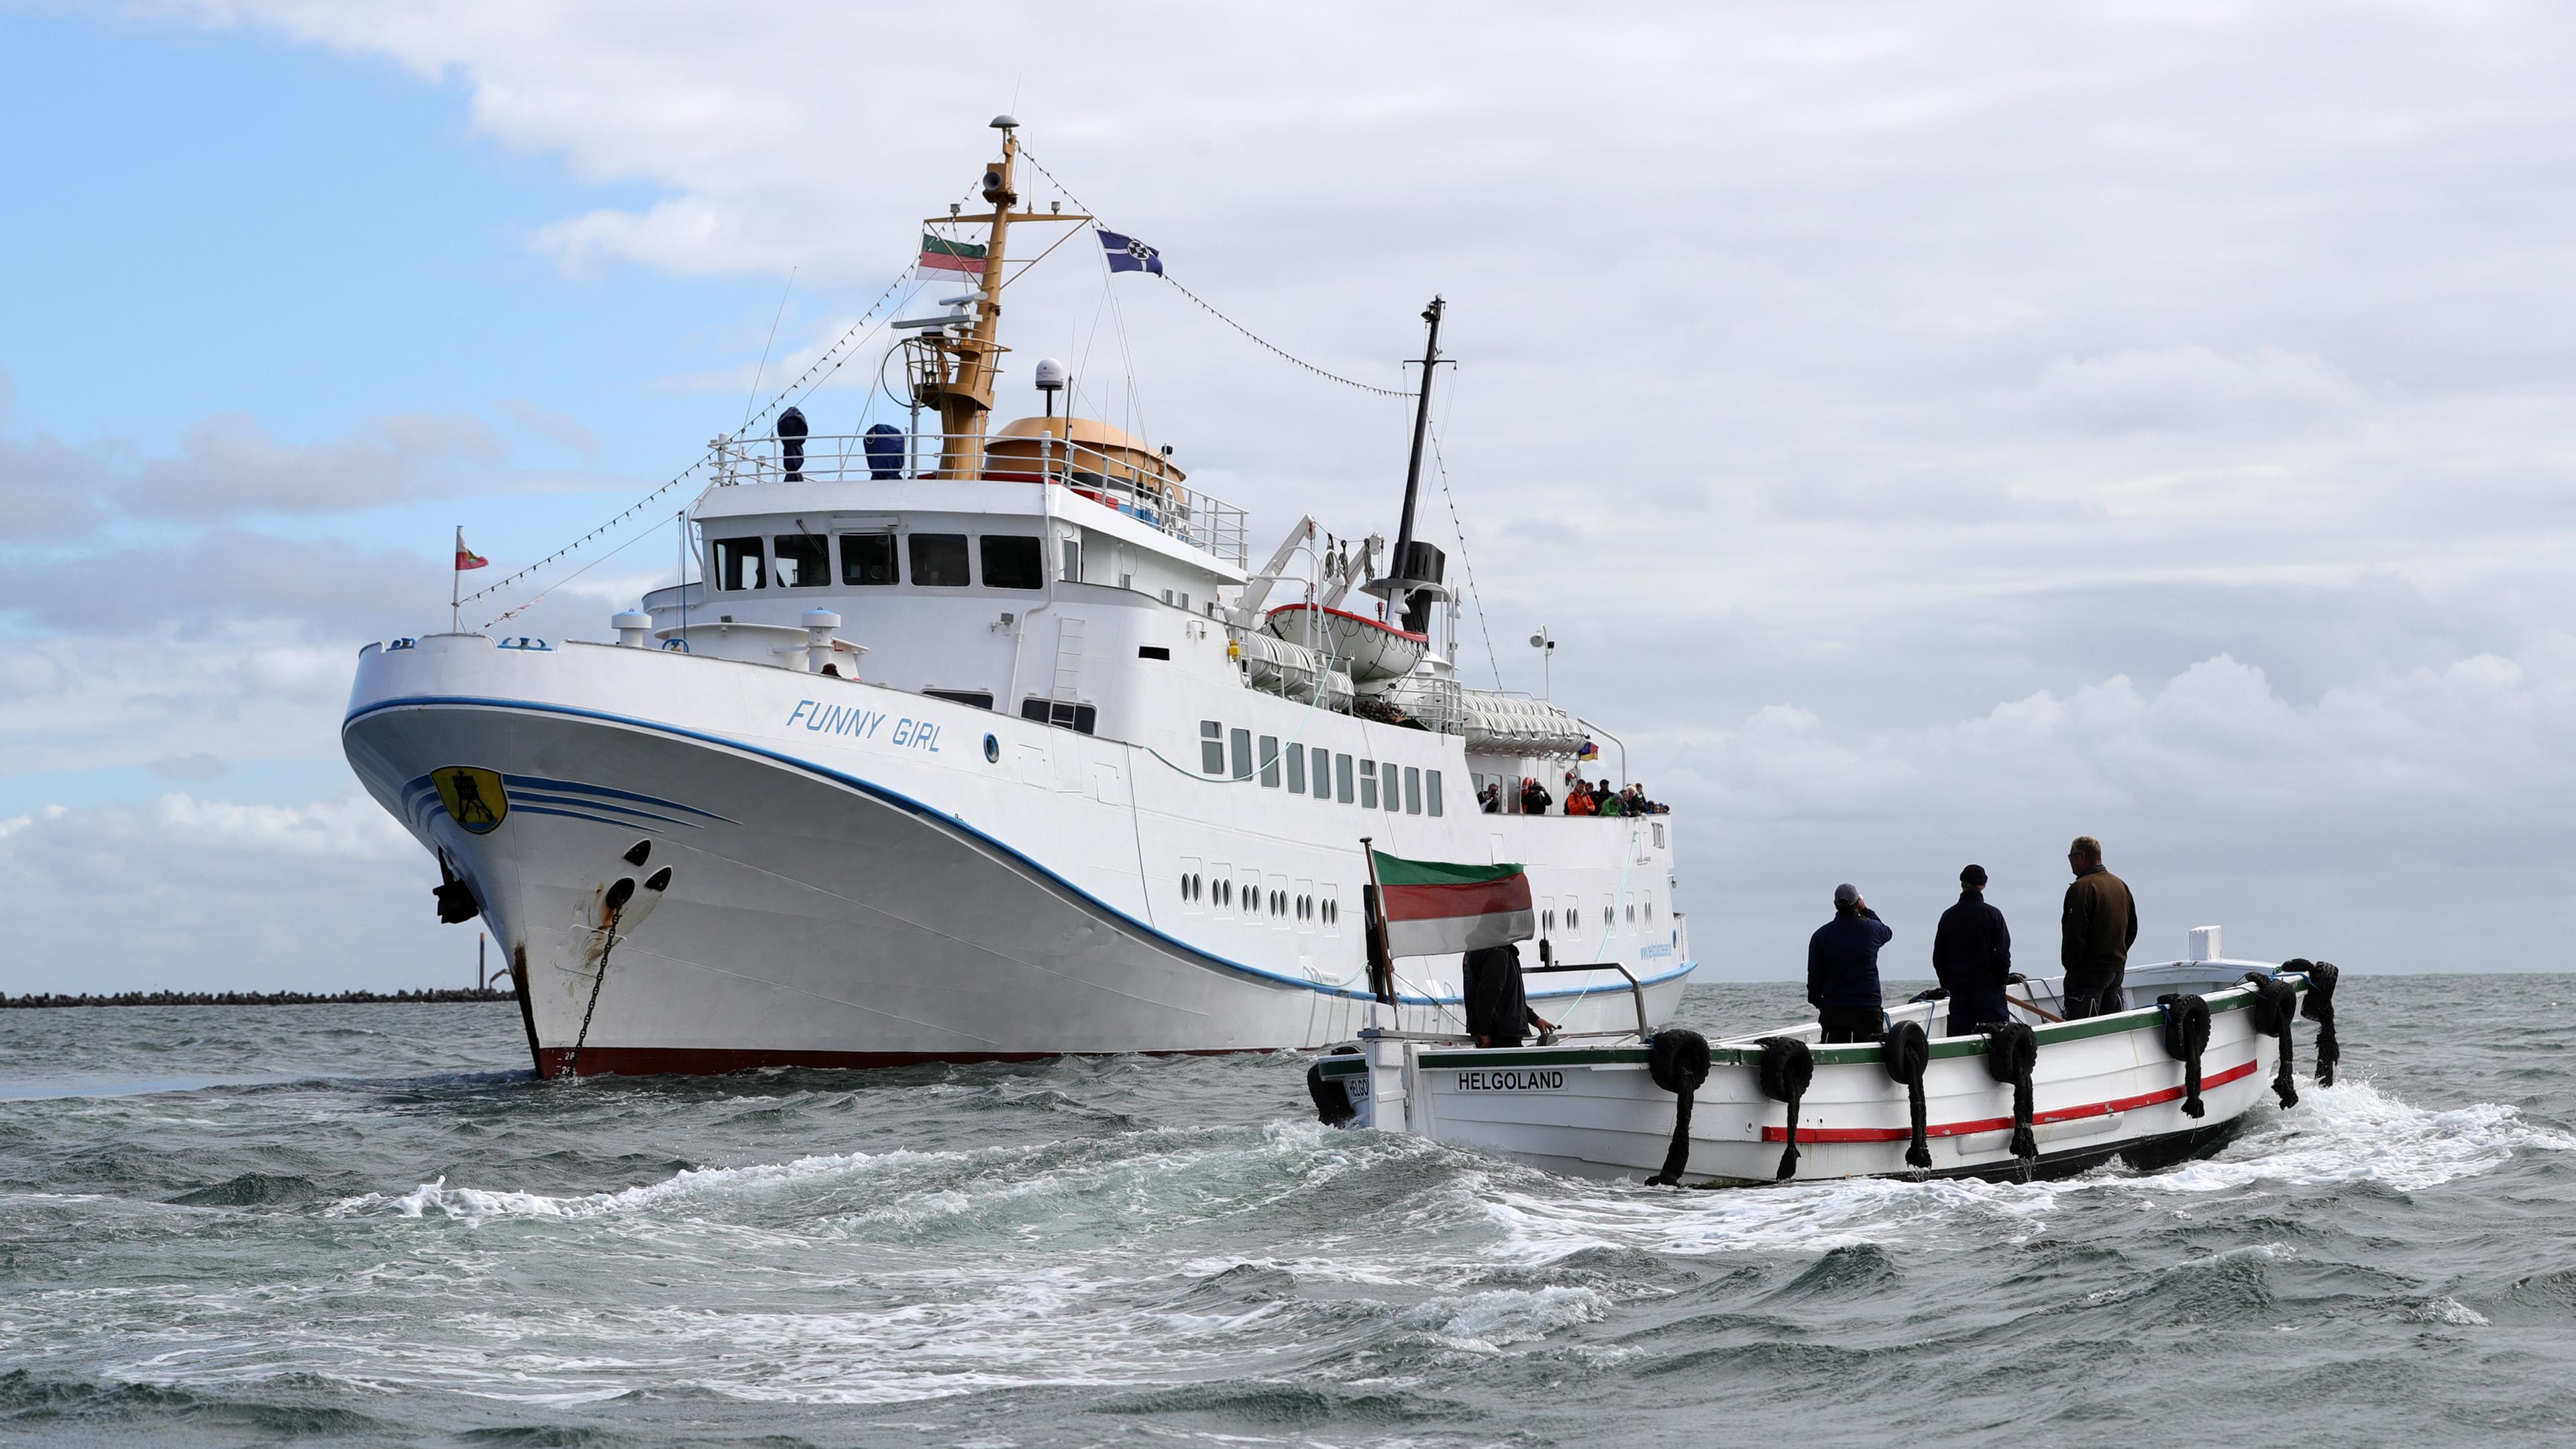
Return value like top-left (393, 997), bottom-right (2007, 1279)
top-left (840, 532), bottom-right (898, 585)
top-left (1060, 537), bottom-right (1082, 583)
top-left (921, 689), bottom-right (993, 710)
top-left (1335, 753), bottom-right (1354, 804)
top-left (1403, 766), bottom-right (1420, 814)
top-left (1427, 770), bottom-right (1444, 817)
top-left (1285, 743), bottom-right (1306, 794)
top-left (979, 535), bottom-right (1044, 590)
top-left (908, 532), bottom-right (971, 586)
top-left (712, 537), bottom-right (765, 591)
top-left (1137, 645), bottom-right (1170, 661)
top-left (1230, 728), bottom-right (1252, 781)
top-left (1358, 759), bottom-right (1378, 810)
top-left (773, 534), bottom-right (828, 588)
top-left (1258, 737), bottom-right (1281, 788)
top-left (1200, 721), bottom-right (1224, 775)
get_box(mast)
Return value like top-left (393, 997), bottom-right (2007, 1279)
top-left (1391, 296), bottom-right (1444, 582)
top-left (912, 116), bottom-right (1090, 480)
top-left (1369, 297), bottom-right (1446, 625)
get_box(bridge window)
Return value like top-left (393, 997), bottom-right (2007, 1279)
top-left (1404, 767), bottom-right (1421, 815)
top-left (840, 533), bottom-right (899, 585)
top-left (1285, 743), bottom-right (1306, 794)
top-left (1358, 759), bottom-right (1378, 809)
top-left (773, 534), bottom-right (828, 588)
top-left (910, 532), bottom-right (971, 586)
top-left (1230, 728), bottom-right (1253, 782)
top-left (713, 537), bottom-right (765, 591)
top-left (1331, 753), bottom-right (1349, 802)
top-left (1200, 721), bottom-right (1224, 775)
top-left (1258, 736), bottom-right (1281, 787)
top-left (1426, 769), bottom-right (1444, 817)
top-left (981, 535), bottom-right (1044, 590)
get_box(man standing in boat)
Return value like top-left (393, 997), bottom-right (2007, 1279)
top-left (2059, 836), bottom-right (2137, 1018)
top-left (1932, 863), bottom-right (2012, 1036)
top-left (1807, 883), bottom-right (1892, 1042)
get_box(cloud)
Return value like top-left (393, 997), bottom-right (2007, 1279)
top-left (0, 788), bottom-right (449, 994)
top-left (9, 1), bottom-right (2574, 989)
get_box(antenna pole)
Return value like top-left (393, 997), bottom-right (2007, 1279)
top-left (1387, 297), bottom-right (1445, 604)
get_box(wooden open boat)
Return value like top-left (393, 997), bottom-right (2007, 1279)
top-left (1312, 938), bottom-right (2342, 1186)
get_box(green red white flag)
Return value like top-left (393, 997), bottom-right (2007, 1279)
top-left (1372, 851), bottom-right (1534, 957)
top-left (919, 233), bottom-right (987, 278)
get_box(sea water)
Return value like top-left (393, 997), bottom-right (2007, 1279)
top-left (2, 977), bottom-right (2571, 1447)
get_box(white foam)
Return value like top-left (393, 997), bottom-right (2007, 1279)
top-left (1472, 1077), bottom-right (2576, 1262)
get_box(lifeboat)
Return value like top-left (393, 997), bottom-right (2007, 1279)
top-left (1261, 602), bottom-right (1426, 683)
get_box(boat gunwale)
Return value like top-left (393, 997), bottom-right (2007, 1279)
top-left (1357, 971), bottom-right (2315, 1075)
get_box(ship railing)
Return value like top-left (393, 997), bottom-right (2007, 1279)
top-left (710, 429), bottom-right (1248, 567)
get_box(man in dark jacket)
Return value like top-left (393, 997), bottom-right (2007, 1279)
top-left (1807, 883), bottom-right (1891, 1042)
top-left (2059, 835), bottom-right (2137, 1018)
top-left (1931, 863), bottom-right (2012, 1036)
top-left (1462, 943), bottom-right (1554, 1047)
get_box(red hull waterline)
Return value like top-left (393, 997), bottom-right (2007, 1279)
top-left (532, 1043), bottom-right (1272, 1079)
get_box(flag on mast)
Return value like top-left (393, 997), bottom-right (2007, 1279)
top-left (918, 233), bottom-right (988, 278)
top-left (1370, 851), bottom-right (1534, 957)
top-left (455, 529), bottom-right (488, 571)
top-left (1098, 229), bottom-right (1164, 276)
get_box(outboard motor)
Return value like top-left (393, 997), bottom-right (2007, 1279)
top-left (863, 422), bottom-right (904, 480)
top-left (776, 406), bottom-right (809, 482)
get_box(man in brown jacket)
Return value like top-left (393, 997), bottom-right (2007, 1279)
top-left (2059, 835), bottom-right (2137, 1018)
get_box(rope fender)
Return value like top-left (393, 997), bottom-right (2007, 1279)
top-left (1880, 1020), bottom-right (1933, 1170)
top-left (2157, 993), bottom-right (2212, 1118)
top-left (1983, 1022), bottom-right (2039, 1163)
top-left (1755, 1036), bottom-right (1815, 1181)
top-left (1645, 1029), bottom-right (1712, 1185)
top-left (1306, 1045), bottom-right (1361, 1126)
top-left (2243, 973), bottom-right (2300, 1108)
top-left (2286, 959), bottom-right (2342, 1086)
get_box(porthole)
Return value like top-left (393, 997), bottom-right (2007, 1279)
top-left (983, 733), bottom-right (1000, 763)
top-left (1219, 879), bottom-right (1232, 907)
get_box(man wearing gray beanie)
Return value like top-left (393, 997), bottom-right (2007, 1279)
top-left (1807, 882), bottom-right (1892, 1042)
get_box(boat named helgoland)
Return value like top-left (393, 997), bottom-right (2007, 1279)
top-left (342, 117), bottom-right (1692, 1077)
top-left (1313, 930), bottom-right (2345, 1187)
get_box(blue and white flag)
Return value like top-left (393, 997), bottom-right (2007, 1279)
top-left (1098, 229), bottom-right (1164, 276)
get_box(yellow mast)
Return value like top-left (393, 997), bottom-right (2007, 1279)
top-left (916, 115), bottom-right (1089, 480)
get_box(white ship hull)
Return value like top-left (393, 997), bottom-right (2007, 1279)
top-left (345, 633), bottom-right (1692, 1077)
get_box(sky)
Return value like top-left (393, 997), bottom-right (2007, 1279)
top-left (3, 1), bottom-right (2573, 994)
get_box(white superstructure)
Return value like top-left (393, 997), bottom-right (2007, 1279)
top-left (341, 118), bottom-right (1692, 1077)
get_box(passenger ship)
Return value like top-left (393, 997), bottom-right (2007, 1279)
top-left (341, 117), bottom-right (1693, 1076)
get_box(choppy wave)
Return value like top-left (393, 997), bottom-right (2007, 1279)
top-left (5, 980), bottom-right (2575, 1444)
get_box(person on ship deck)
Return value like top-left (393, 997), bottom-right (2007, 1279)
top-left (1566, 782), bottom-right (1597, 817)
top-left (2060, 835), bottom-right (2138, 1019)
top-left (1520, 777), bottom-right (1554, 815)
top-left (1479, 782), bottom-right (1503, 814)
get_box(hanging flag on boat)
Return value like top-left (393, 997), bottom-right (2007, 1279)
top-left (1098, 229), bottom-right (1164, 276)
top-left (454, 528), bottom-right (488, 572)
top-left (1370, 851), bottom-right (1534, 957)
top-left (918, 233), bottom-right (988, 278)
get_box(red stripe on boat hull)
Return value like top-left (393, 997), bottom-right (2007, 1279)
top-left (1759, 1058), bottom-right (2262, 1142)
top-left (535, 1044), bottom-right (1268, 1080)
